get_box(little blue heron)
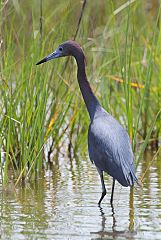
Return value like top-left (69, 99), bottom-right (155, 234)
top-left (36, 40), bottom-right (139, 205)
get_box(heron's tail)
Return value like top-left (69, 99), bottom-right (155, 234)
top-left (127, 171), bottom-right (142, 188)
top-left (135, 178), bottom-right (142, 188)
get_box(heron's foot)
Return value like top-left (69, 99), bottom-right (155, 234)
top-left (98, 189), bottom-right (106, 206)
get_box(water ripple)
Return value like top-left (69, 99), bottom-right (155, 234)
top-left (1, 154), bottom-right (161, 239)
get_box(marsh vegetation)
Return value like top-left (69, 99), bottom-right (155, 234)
top-left (0, 0), bottom-right (161, 185)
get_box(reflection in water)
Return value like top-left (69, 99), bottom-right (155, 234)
top-left (99, 204), bottom-right (116, 233)
top-left (91, 201), bottom-right (136, 239)
top-left (1, 151), bottom-right (161, 239)
top-left (129, 187), bottom-right (134, 232)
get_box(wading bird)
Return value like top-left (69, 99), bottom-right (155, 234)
top-left (36, 40), bottom-right (139, 205)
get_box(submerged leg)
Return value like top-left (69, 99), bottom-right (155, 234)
top-left (97, 168), bottom-right (106, 206)
top-left (110, 178), bottom-right (115, 205)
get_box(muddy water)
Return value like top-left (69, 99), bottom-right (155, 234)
top-left (0, 151), bottom-right (161, 240)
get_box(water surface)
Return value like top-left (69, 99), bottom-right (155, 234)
top-left (1, 151), bottom-right (161, 240)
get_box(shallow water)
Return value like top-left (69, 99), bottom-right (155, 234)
top-left (0, 151), bottom-right (161, 240)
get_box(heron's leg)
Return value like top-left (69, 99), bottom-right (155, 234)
top-left (97, 168), bottom-right (106, 206)
top-left (110, 178), bottom-right (115, 205)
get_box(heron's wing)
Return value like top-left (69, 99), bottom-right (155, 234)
top-left (88, 114), bottom-right (137, 186)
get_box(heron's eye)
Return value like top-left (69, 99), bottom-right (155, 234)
top-left (59, 47), bottom-right (63, 52)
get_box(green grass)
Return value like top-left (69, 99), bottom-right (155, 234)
top-left (0, 0), bottom-right (161, 184)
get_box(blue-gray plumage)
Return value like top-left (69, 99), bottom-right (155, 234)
top-left (36, 40), bottom-right (139, 205)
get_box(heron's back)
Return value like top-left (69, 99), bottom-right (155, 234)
top-left (88, 109), bottom-right (138, 187)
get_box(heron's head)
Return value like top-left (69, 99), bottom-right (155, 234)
top-left (36, 40), bottom-right (85, 65)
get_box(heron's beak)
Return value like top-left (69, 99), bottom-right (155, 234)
top-left (36, 50), bottom-right (60, 65)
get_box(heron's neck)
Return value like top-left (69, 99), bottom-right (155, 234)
top-left (75, 54), bottom-right (101, 121)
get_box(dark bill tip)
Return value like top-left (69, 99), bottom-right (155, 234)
top-left (36, 57), bottom-right (47, 65)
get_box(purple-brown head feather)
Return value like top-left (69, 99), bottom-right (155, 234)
top-left (36, 40), bottom-right (87, 66)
